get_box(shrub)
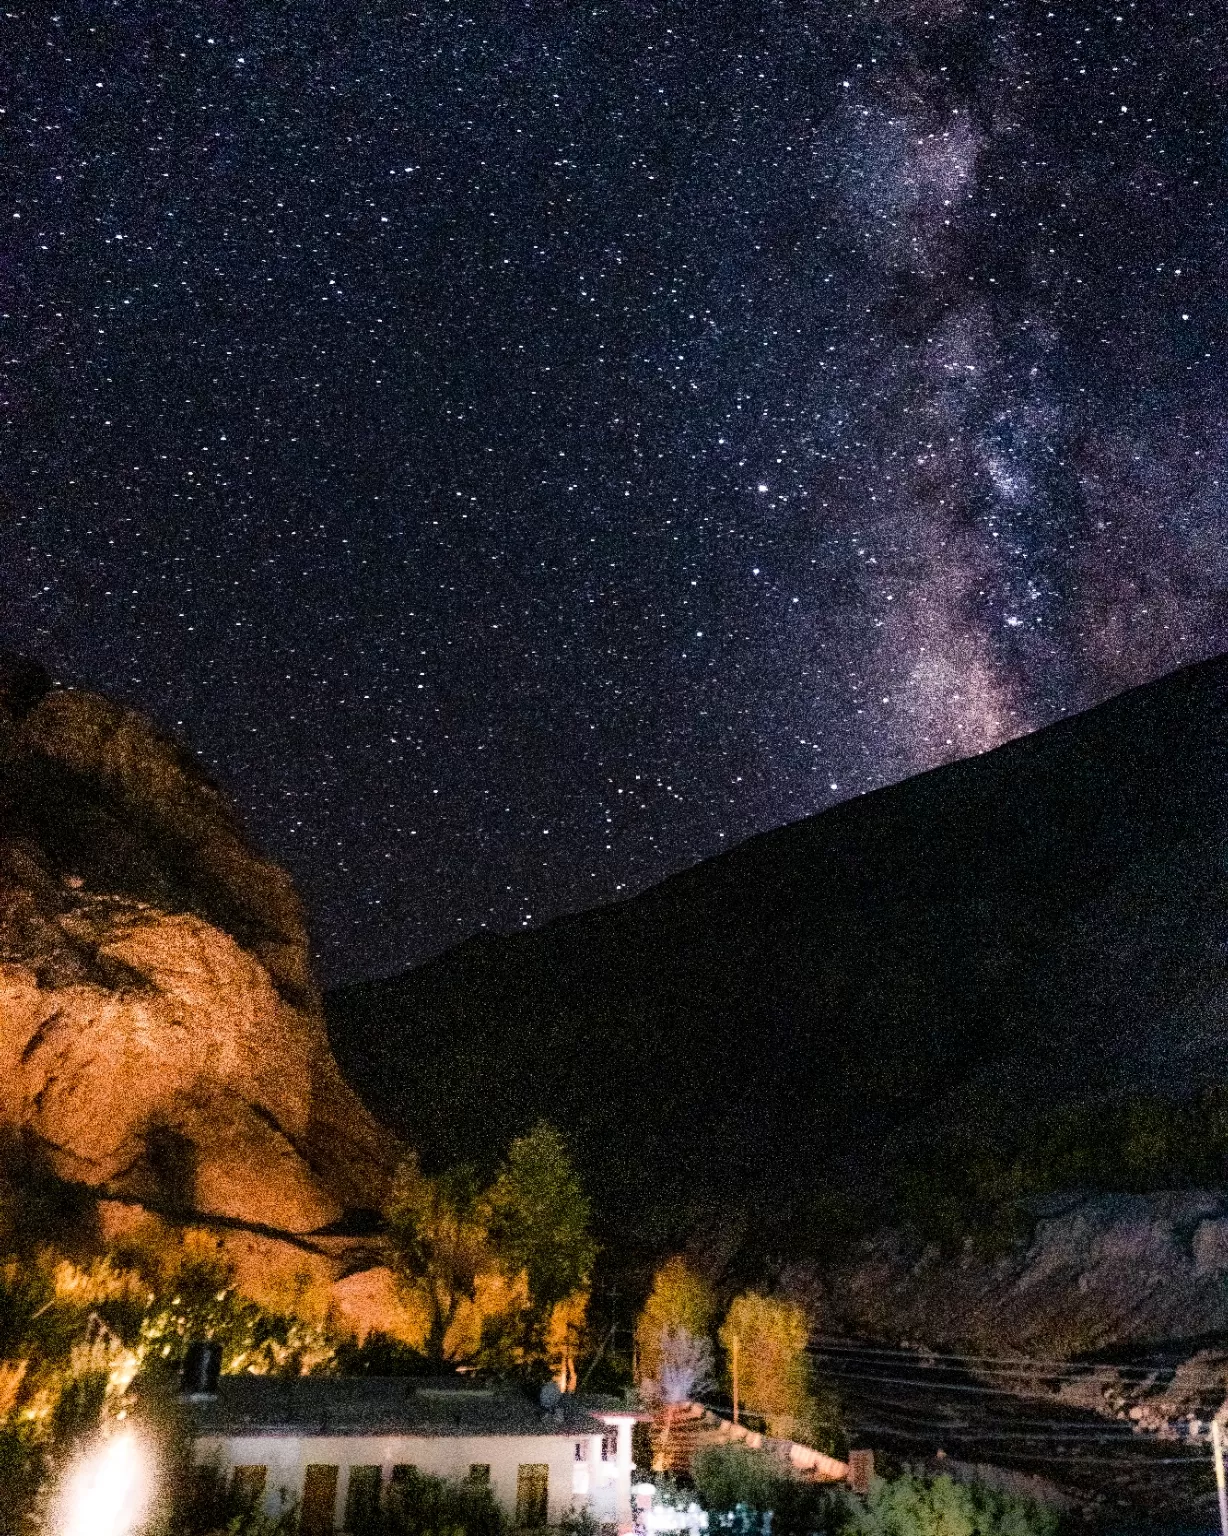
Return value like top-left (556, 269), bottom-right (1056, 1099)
top-left (0, 1422), bottom-right (44, 1536)
top-left (840, 1472), bottom-right (1059, 1536)
top-left (333, 1331), bottom-right (434, 1377)
top-left (559, 1506), bottom-right (602, 1536)
top-left (0, 1244), bottom-right (342, 1530)
top-left (693, 1445), bottom-right (781, 1514)
top-left (139, 1253), bottom-right (337, 1376)
top-left (693, 1458), bottom-right (1057, 1536)
top-left (382, 1467), bottom-right (505, 1536)
top-left (692, 1446), bottom-right (846, 1536)
top-left (170, 1462), bottom-right (299, 1536)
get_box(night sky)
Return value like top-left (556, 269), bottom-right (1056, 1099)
top-left (2, 1), bottom-right (1225, 983)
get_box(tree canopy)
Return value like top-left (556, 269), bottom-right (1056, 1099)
top-left (635, 1256), bottom-right (716, 1409)
top-left (386, 1122), bottom-right (596, 1370)
top-left (720, 1291), bottom-right (812, 1439)
top-left (635, 1256), bottom-right (715, 1384)
top-left (487, 1123), bottom-right (596, 1337)
top-left (386, 1156), bottom-right (490, 1362)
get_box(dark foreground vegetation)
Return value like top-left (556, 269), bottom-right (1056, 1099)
top-left (173, 1451), bottom-right (1059, 1536)
top-left (659, 1447), bottom-right (1061, 1536)
top-left (891, 1087), bottom-right (1228, 1255)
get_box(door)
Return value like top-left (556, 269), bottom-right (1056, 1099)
top-left (515, 1464), bottom-right (549, 1528)
top-left (302, 1464), bottom-right (339, 1536)
top-left (343, 1466), bottom-right (382, 1532)
top-left (230, 1466), bottom-right (267, 1507)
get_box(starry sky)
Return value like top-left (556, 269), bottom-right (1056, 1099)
top-left (2, 0), bottom-right (1226, 983)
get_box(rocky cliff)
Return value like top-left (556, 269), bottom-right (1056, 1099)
top-left (833, 1191), bottom-right (1228, 1356)
top-left (0, 653), bottom-right (397, 1314)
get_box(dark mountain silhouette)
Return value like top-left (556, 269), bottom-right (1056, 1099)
top-left (326, 654), bottom-right (1228, 1245)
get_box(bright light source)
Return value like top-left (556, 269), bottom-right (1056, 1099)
top-left (56, 1430), bottom-right (155, 1536)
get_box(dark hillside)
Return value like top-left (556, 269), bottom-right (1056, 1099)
top-left (327, 655), bottom-right (1228, 1241)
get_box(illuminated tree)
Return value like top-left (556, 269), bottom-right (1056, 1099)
top-left (634, 1257), bottom-right (715, 1389)
top-left (640, 1323), bottom-right (713, 1407)
top-left (386, 1155), bottom-right (491, 1363)
top-left (385, 1126), bottom-right (595, 1372)
top-left (635, 1259), bottom-right (716, 1468)
top-left (546, 1287), bottom-right (590, 1393)
top-left (485, 1123), bottom-right (596, 1362)
top-left (719, 1292), bottom-right (812, 1440)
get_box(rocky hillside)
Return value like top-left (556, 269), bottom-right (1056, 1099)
top-left (832, 1190), bottom-right (1228, 1355)
top-left (0, 653), bottom-right (397, 1316)
top-left (328, 653), bottom-right (1228, 1253)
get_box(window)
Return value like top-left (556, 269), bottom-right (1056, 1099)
top-left (515, 1464), bottom-right (549, 1528)
top-left (574, 1440), bottom-right (587, 1461)
top-left (468, 1464), bottom-right (492, 1485)
top-left (344, 1466), bottom-right (382, 1531)
top-left (302, 1465), bottom-right (339, 1536)
top-left (230, 1466), bottom-right (267, 1505)
top-left (602, 1429), bottom-right (619, 1462)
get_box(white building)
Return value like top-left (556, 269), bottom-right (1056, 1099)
top-left (189, 1376), bottom-right (639, 1535)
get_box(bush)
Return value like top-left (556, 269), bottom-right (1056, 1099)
top-left (0, 1244), bottom-right (343, 1532)
top-left (840, 1472), bottom-right (1059, 1536)
top-left (0, 1422), bottom-right (44, 1536)
top-left (691, 1446), bottom-right (846, 1536)
top-left (140, 1254), bottom-right (337, 1376)
top-left (693, 1445), bottom-right (781, 1514)
top-left (49, 1367), bottom-right (109, 1450)
top-left (770, 1477), bottom-right (851, 1536)
top-left (692, 1457), bottom-right (1058, 1536)
top-left (559, 1506), bottom-right (602, 1536)
top-left (171, 1463), bottom-right (300, 1536)
top-left (333, 1331), bottom-right (434, 1377)
top-left (382, 1468), bottom-right (505, 1536)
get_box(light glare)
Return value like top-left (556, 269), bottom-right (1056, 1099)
top-left (58, 1431), bottom-right (154, 1536)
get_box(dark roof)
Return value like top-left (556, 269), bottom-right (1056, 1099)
top-left (187, 1376), bottom-right (615, 1439)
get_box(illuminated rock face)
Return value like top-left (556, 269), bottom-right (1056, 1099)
top-left (0, 654), bottom-right (396, 1298)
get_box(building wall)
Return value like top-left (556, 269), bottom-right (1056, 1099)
top-left (195, 1431), bottom-right (595, 1529)
top-left (588, 1417), bottom-right (635, 1528)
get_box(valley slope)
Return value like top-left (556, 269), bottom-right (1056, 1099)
top-left (328, 653), bottom-right (1228, 1250)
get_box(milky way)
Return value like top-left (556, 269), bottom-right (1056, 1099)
top-left (2, 1), bottom-right (1225, 980)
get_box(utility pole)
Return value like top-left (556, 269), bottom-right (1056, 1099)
top-left (1212, 1417), bottom-right (1228, 1536)
top-left (580, 1286), bottom-right (620, 1390)
top-left (731, 1334), bottom-right (740, 1426)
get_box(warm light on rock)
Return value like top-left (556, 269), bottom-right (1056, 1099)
top-left (0, 671), bottom-right (400, 1327)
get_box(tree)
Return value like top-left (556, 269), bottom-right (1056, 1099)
top-left (485, 1123), bottom-right (596, 1362)
top-left (635, 1257), bottom-right (715, 1389)
top-left (719, 1292), bottom-right (812, 1440)
top-left (642, 1323), bottom-right (713, 1406)
top-left (639, 1323), bottom-right (714, 1471)
top-left (635, 1259), bottom-right (716, 1467)
top-left (386, 1156), bottom-right (490, 1363)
